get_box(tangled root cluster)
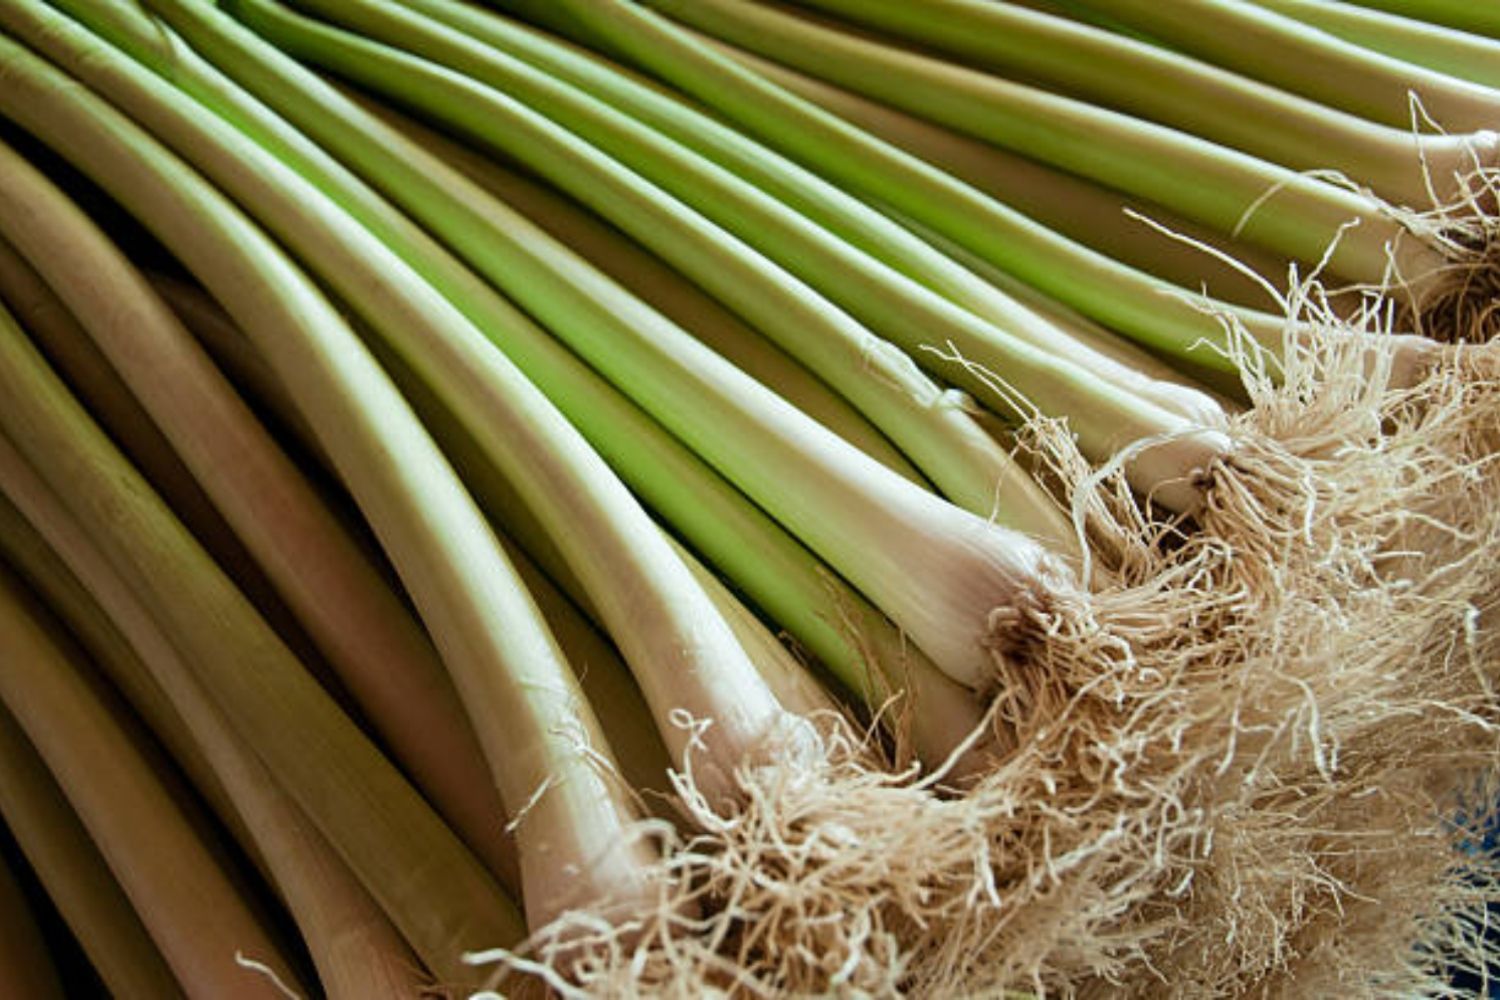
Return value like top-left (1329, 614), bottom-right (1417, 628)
top-left (467, 715), bottom-right (1029, 998)
top-left (469, 300), bottom-right (1500, 998)
top-left (1386, 143), bottom-right (1500, 344)
top-left (962, 310), bottom-right (1500, 996)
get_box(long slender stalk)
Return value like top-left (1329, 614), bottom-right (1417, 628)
top-left (1256, 1), bottom-right (1500, 91)
top-left (645, 0), bottom-right (1429, 288)
top-left (366, 99), bottom-right (924, 483)
top-left (147, 273), bottom-right (322, 456)
top-left (384, 310), bottom-right (990, 766)
top-left (102, 0), bottom-right (1098, 693)
top-left (1067, 0), bottom-right (1500, 132)
top-left (0, 236), bottom-right (228, 566)
top-left (673, 542), bottom-right (841, 719)
top-left (172, 278), bottom-right (863, 782)
top-left (898, 214), bottom-right (1250, 398)
top-left (54, 0), bottom-right (1084, 698)
top-left (0, 134), bottom-right (519, 894)
top-left (0, 443), bottom-right (427, 999)
top-left (0, 693), bottom-right (184, 1000)
top-left (147, 237), bottom-right (860, 731)
top-left (251, 0), bottom-right (1233, 519)
top-left (1342, 0), bottom-right (1500, 38)
top-left (791, 0), bottom-right (1485, 208)
top-left (0, 38), bottom-right (529, 971)
top-left (19, 0), bottom-right (791, 768)
top-left (0, 552), bottom-right (305, 998)
top-left (725, 41), bottom-right (1292, 319)
top-left (221, 0), bottom-right (1067, 522)
top-left (358, 294), bottom-right (991, 766)
top-left (96, 20), bottom-right (979, 770)
top-left (7, 12), bottom-right (1074, 991)
top-left (124, 270), bottom-right (685, 810)
top-left (477, 0), bottom-right (1321, 390)
top-left (0, 233), bottom-right (325, 672)
top-left (0, 836), bottom-right (68, 1000)
top-left (378, 0), bottom-right (1226, 428)
top-left (0, 493), bottom-right (238, 852)
top-left (498, 533), bottom-right (681, 810)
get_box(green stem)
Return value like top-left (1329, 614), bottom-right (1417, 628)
top-left (1343, 0), bottom-right (1500, 37)
top-left (498, 534), bottom-right (681, 815)
top-left (190, 0), bottom-right (1102, 690)
top-left (376, 327), bottom-right (989, 765)
top-left (321, 0), bottom-right (1234, 513)
top-left (792, 0), bottom-right (1482, 208)
top-left (1068, 0), bottom-right (1500, 133)
top-left (370, 98), bottom-right (924, 484)
top-left (0, 492), bottom-right (234, 849)
top-left (0, 549), bottom-right (305, 997)
top-left (0, 33), bottom-right (528, 971)
top-left (648, 0), bottom-right (1413, 286)
top-left (479, 0), bottom-right (1295, 397)
top-left (0, 132), bottom-right (519, 897)
top-left (728, 43), bottom-right (1290, 324)
top-left (0, 691), bottom-right (182, 1000)
top-left (1256, 0), bottom-right (1500, 91)
top-left (0, 834), bottom-right (68, 1000)
top-left (0, 232), bottom-right (328, 677)
top-left (0, 448), bottom-right (427, 999)
top-left (22, 0), bottom-right (798, 787)
top-left (229, 0), bottom-right (1060, 523)
top-left (0, 236), bottom-right (230, 569)
top-left (147, 273), bottom-right (322, 458)
top-left (91, 0), bottom-right (978, 757)
top-left (383, 0), bottom-right (1224, 428)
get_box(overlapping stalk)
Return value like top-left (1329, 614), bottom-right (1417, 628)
top-left (1, 0), bottom-right (1497, 995)
top-left (1257, 0), bottom-right (1500, 89)
top-left (0, 672), bottom-right (182, 998)
top-left (1, 6), bottom-right (1012, 991)
top-left (0, 831), bottom-right (68, 1000)
top-left (0, 133), bottom-right (520, 894)
top-left (61, 0), bottom-right (1077, 692)
top-left (0, 541), bottom-right (306, 997)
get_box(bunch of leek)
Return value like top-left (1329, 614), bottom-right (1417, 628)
top-left (0, 1), bottom-right (1496, 996)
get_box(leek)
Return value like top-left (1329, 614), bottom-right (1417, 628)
top-left (788, 0), bottom-right (1487, 209)
top-left (644, 0), bottom-right (1439, 288)
top-left (1340, 0), bottom-right (1500, 39)
top-left (83, 0), bottom-right (1081, 690)
top-left (367, 99), bottom-right (925, 483)
top-left (1066, 0), bottom-right (1500, 132)
top-left (0, 694), bottom-right (179, 999)
top-left (1257, 0), bottom-right (1500, 91)
top-left (20, 13), bottom-right (1102, 989)
top-left (0, 36), bottom-right (529, 973)
top-left (475, 0), bottom-right (1334, 380)
top-left (0, 450), bottom-right (428, 999)
top-left (373, 0), bottom-right (1226, 427)
top-left (81, 18), bottom-right (980, 768)
top-left (0, 233), bottom-right (321, 667)
top-left (218, 0), bottom-right (1062, 522)
top-left (0, 135), bottom-right (519, 894)
top-left (236, 0), bottom-right (1227, 516)
top-left (725, 43), bottom-right (1292, 318)
top-left (7, 0), bottom-right (791, 784)
top-left (0, 551), bottom-right (305, 997)
top-left (0, 833), bottom-right (68, 1000)
top-left (148, 273), bottom-right (322, 460)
